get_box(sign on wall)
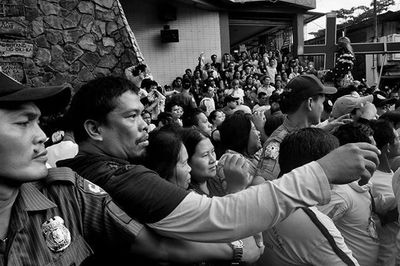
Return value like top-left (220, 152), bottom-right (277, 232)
top-left (0, 19), bottom-right (27, 37)
top-left (0, 61), bottom-right (24, 82)
top-left (0, 41), bottom-right (33, 57)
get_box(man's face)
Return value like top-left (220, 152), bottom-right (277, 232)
top-left (99, 91), bottom-right (149, 161)
top-left (259, 95), bottom-right (268, 106)
top-left (390, 92), bottom-right (399, 100)
top-left (0, 102), bottom-right (48, 183)
top-left (389, 129), bottom-right (400, 159)
top-left (308, 94), bottom-right (325, 125)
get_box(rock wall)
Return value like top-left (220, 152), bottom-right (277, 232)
top-left (0, 0), bottom-right (144, 90)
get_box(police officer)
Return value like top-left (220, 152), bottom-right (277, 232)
top-left (255, 74), bottom-right (337, 180)
top-left (0, 72), bottom-right (263, 265)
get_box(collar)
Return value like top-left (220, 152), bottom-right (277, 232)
top-left (19, 183), bottom-right (57, 211)
top-left (282, 116), bottom-right (299, 133)
top-left (348, 180), bottom-right (372, 193)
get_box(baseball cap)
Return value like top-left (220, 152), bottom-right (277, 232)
top-left (380, 111), bottom-right (400, 124)
top-left (285, 74), bottom-right (337, 98)
top-left (373, 91), bottom-right (397, 108)
top-left (0, 71), bottom-right (71, 114)
top-left (331, 94), bottom-right (374, 118)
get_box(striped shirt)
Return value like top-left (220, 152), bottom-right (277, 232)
top-left (1, 167), bottom-right (143, 266)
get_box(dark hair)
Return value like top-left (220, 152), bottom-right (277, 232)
top-left (67, 76), bottom-right (139, 143)
top-left (141, 78), bottom-right (157, 90)
top-left (131, 64), bottom-right (147, 76)
top-left (371, 119), bottom-right (396, 149)
top-left (280, 92), bottom-right (322, 114)
top-left (257, 91), bottom-right (267, 99)
top-left (145, 129), bottom-right (182, 181)
top-left (141, 110), bottom-right (151, 117)
top-left (279, 128), bottom-right (339, 175)
top-left (156, 112), bottom-right (174, 127)
top-left (334, 123), bottom-right (373, 146)
top-left (165, 101), bottom-right (182, 113)
top-left (264, 115), bottom-right (284, 136)
top-left (219, 110), bottom-right (252, 154)
top-left (180, 128), bottom-right (207, 161)
top-left (182, 108), bottom-right (205, 128)
top-left (208, 110), bottom-right (221, 124)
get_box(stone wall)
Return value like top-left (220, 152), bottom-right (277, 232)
top-left (0, 0), bottom-right (144, 90)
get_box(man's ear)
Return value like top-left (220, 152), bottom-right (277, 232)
top-left (306, 97), bottom-right (313, 111)
top-left (83, 119), bottom-right (103, 141)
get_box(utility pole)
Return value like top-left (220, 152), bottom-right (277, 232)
top-left (372, 0), bottom-right (378, 85)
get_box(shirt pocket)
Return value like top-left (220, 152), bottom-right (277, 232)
top-left (46, 234), bottom-right (93, 266)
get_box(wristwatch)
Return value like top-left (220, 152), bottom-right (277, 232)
top-left (229, 240), bottom-right (244, 265)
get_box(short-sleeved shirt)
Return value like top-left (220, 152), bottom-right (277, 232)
top-left (1, 167), bottom-right (144, 266)
top-left (261, 207), bottom-right (359, 266)
top-left (255, 116), bottom-right (298, 181)
top-left (317, 182), bottom-right (379, 266)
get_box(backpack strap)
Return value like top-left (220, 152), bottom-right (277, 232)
top-left (302, 207), bottom-right (356, 266)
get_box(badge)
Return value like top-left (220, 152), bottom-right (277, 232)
top-left (83, 179), bottom-right (107, 195)
top-left (265, 142), bottom-right (280, 160)
top-left (42, 216), bottom-right (71, 252)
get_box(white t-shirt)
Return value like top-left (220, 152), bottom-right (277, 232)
top-left (371, 170), bottom-right (398, 266)
top-left (261, 206), bottom-right (359, 266)
top-left (317, 182), bottom-right (379, 266)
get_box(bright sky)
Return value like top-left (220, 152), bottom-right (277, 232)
top-left (305, 0), bottom-right (400, 40)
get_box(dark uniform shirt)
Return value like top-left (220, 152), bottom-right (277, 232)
top-left (0, 167), bottom-right (143, 266)
top-left (254, 116), bottom-right (299, 180)
top-left (58, 153), bottom-right (189, 224)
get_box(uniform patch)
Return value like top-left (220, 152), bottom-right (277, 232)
top-left (264, 142), bottom-right (280, 160)
top-left (42, 216), bottom-right (71, 252)
top-left (83, 180), bottom-right (107, 195)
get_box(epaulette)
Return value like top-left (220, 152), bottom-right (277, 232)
top-left (274, 127), bottom-right (289, 142)
top-left (44, 167), bottom-right (77, 185)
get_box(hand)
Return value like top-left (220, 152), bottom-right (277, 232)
top-left (320, 114), bottom-right (353, 132)
top-left (317, 143), bottom-right (380, 185)
top-left (241, 236), bottom-right (263, 263)
top-left (252, 111), bottom-right (266, 131)
top-left (223, 154), bottom-right (252, 193)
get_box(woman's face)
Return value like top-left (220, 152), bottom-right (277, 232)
top-left (213, 111), bottom-right (225, 127)
top-left (189, 138), bottom-right (216, 183)
top-left (173, 144), bottom-right (192, 189)
top-left (142, 113), bottom-right (152, 125)
top-left (234, 71), bottom-right (241, 79)
top-left (247, 122), bottom-right (261, 155)
top-left (171, 105), bottom-right (183, 119)
top-left (196, 113), bottom-right (212, 137)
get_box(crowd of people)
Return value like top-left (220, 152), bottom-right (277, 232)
top-left (1, 40), bottom-right (400, 266)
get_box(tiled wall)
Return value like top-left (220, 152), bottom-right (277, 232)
top-left (122, 1), bottom-right (222, 86)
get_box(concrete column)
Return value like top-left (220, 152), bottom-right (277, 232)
top-left (219, 11), bottom-right (230, 55)
top-left (292, 13), bottom-right (304, 57)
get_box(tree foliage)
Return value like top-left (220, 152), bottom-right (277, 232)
top-left (309, 0), bottom-right (395, 38)
top-left (333, 0), bottom-right (395, 25)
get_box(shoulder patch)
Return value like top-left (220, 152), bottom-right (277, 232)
top-left (264, 142), bottom-right (280, 160)
top-left (83, 179), bottom-right (107, 195)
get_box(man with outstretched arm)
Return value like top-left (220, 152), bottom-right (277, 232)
top-left (59, 75), bottom-right (380, 242)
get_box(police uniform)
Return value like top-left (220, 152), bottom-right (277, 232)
top-left (0, 167), bottom-right (143, 266)
top-left (254, 116), bottom-right (299, 181)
